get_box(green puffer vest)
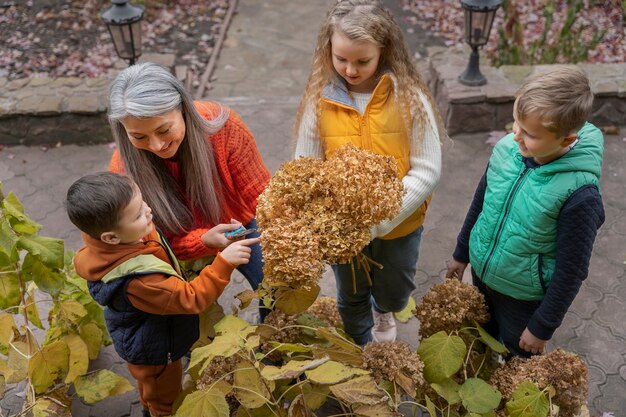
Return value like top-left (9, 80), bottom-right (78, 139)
top-left (469, 122), bottom-right (603, 300)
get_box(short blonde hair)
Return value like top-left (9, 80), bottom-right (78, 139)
top-left (515, 67), bottom-right (593, 138)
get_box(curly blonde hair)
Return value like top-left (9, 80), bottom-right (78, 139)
top-left (294, 0), bottom-right (445, 143)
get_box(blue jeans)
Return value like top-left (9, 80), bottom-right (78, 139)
top-left (471, 269), bottom-right (540, 358)
top-left (237, 219), bottom-right (268, 320)
top-left (332, 226), bottom-right (423, 345)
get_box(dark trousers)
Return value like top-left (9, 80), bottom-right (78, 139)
top-left (471, 269), bottom-right (541, 358)
top-left (236, 218), bottom-right (268, 321)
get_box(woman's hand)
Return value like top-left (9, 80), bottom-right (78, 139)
top-left (446, 259), bottom-right (468, 280)
top-left (201, 220), bottom-right (242, 249)
top-left (519, 327), bottom-right (547, 355)
top-left (220, 237), bottom-right (261, 266)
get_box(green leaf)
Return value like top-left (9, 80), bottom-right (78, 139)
top-left (3, 192), bottom-right (42, 235)
top-left (74, 369), bottom-right (134, 404)
top-left (505, 381), bottom-right (549, 417)
top-left (297, 383), bottom-right (330, 411)
top-left (29, 340), bottom-right (70, 394)
top-left (458, 378), bottom-right (501, 414)
top-left (17, 235), bottom-right (64, 269)
top-left (394, 296), bottom-right (416, 323)
top-left (191, 333), bottom-right (241, 374)
top-left (23, 285), bottom-right (43, 329)
top-left (274, 284), bottom-right (320, 315)
top-left (193, 302), bottom-right (225, 348)
top-left (63, 334), bottom-right (89, 383)
top-left (233, 360), bottom-right (273, 408)
top-left (79, 322), bottom-right (104, 360)
top-left (22, 253), bottom-right (65, 297)
top-left (0, 269), bottom-right (20, 309)
top-left (425, 395), bottom-right (438, 417)
top-left (353, 402), bottom-right (400, 416)
top-left (0, 312), bottom-right (17, 354)
top-left (316, 327), bottom-right (361, 354)
top-left (7, 340), bottom-right (29, 383)
top-left (262, 357), bottom-right (330, 381)
top-left (214, 314), bottom-right (249, 335)
top-left (431, 378), bottom-right (462, 405)
top-left (57, 300), bottom-right (88, 326)
top-left (175, 386), bottom-right (230, 417)
top-left (417, 331), bottom-right (466, 383)
top-left (329, 375), bottom-right (388, 405)
top-left (305, 360), bottom-right (369, 385)
top-left (0, 216), bottom-right (19, 259)
top-left (269, 342), bottom-right (313, 354)
top-left (32, 397), bottom-right (72, 417)
top-left (475, 322), bottom-right (508, 354)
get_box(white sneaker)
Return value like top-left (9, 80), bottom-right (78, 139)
top-left (372, 309), bottom-right (397, 342)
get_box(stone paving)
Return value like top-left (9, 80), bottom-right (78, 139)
top-left (0, 0), bottom-right (625, 416)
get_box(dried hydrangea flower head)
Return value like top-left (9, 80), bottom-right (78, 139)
top-left (257, 144), bottom-right (404, 289)
top-left (307, 296), bottom-right (343, 328)
top-left (362, 341), bottom-right (425, 393)
top-left (414, 278), bottom-right (490, 338)
top-left (490, 348), bottom-right (588, 417)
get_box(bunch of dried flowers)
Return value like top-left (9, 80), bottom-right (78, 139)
top-left (257, 144), bottom-right (403, 289)
top-left (490, 348), bottom-right (588, 417)
top-left (414, 278), bottom-right (490, 338)
top-left (362, 341), bottom-right (425, 393)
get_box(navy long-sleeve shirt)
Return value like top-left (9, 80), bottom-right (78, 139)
top-left (453, 157), bottom-right (605, 340)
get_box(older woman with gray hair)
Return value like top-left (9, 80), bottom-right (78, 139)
top-left (107, 62), bottom-right (270, 303)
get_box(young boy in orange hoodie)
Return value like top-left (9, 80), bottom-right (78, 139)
top-left (67, 172), bottom-right (259, 417)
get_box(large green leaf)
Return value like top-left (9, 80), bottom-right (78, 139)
top-left (312, 345), bottom-right (364, 367)
top-left (458, 378), bottom-right (501, 414)
top-left (63, 334), bottom-right (89, 384)
top-left (417, 331), bottom-right (466, 383)
top-left (194, 302), bottom-right (226, 348)
top-left (305, 360), bottom-right (369, 385)
top-left (175, 387), bottom-right (230, 417)
top-left (233, 360), bottom-right (273, 408)
top-left (74, 369), bottom-right (134, 404)
top-left (475, 322), bottom-right (508, 354)
top-left (17, 235), bottom-right (64, 269)
top-left (57, 300), bottom-right (88, 326)
top-left (431, 378), bottom-right (461, 405)
top-left (505, 381), bottom-right (549, 417)
top-left (22, 253), bottom-right (65, 297)
top-left (329, 375), bottom-right (388, 405)
top-left (262, 357), bottom-right (330, 381)
top-left (394, 296), bottom-right (416, 323)
top-left (274, 284), bottom-right (320, 315)
top-left (3, 192), bottom-right (42, 235)
top-left (0, 216), bottom-right (19, 259)
top-left (214, 315), bottom-right (249, 335)
top-left (29, 340), bottom-right (70, 394)
top-left (315, 327), bottom-right (361, 354)
top-left (24, 284), bottom-right (43, 329)
top-left (0, 269), bottom-right (20, 309)
top-left (79, 322), bottom-right (104, 360)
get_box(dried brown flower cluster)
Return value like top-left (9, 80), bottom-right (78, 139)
top-left (362, 341), bottom-right (425, 389)
top-left (306, 296), bottom-right (343, 328)
top-left (414, 279), bottom-right (490, 338)
top-left (489, 349), bottom-right (588, 417)
top-left (196, 354), bottom-right (240, 390)
top-left (257, 144), bottom-right (403, 288)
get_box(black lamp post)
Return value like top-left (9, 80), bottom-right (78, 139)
top-left (458, 0), bottom-right (502, 86)
top-left (101, 0), bottom-right (145, 66)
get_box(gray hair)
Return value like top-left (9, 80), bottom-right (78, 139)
top-left (108, 62), bottom-right (230, 235)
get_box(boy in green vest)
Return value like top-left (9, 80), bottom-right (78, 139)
top-left (67, 172), bottom-right (259, 416)
top-left (446, 67), bottom-right (605, 358)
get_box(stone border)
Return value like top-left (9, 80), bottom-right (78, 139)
top-left (2, 48), bottom-right (625, 145)
top-left (428, 45), bottom-right (626, 136)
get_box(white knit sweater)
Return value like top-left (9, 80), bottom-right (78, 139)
top-left (294, 90), bottom-right (442, 239)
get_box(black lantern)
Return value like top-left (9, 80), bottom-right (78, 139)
top-left (458, 0), bottom-right (502, 86)
top-left (101, 0), bottom-right (145, 66)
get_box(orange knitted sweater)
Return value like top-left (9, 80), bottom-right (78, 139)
top-left (109, 101), bottom-right (270, 260)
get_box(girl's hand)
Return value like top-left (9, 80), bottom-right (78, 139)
top-left (446, 259), bottom-right (468, 280)
top-left (519, 327), bottom-right (547, 355)
top-left (220, 237), bottom-right (261, 266)
top-left (201, 220), bottom-right (243, 248)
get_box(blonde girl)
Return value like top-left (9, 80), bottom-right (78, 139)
top-left (295, 0), bottom-right (445, 345)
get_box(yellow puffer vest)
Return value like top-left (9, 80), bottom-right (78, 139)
top-left (319, 74), bottom-right (430, 240)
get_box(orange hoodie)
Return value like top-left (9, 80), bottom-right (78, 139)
top-left (74, 227), bottom-right (235, 315)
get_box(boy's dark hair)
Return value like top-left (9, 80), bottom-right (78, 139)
top-left (66, 172), bottom-right (136, 239)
